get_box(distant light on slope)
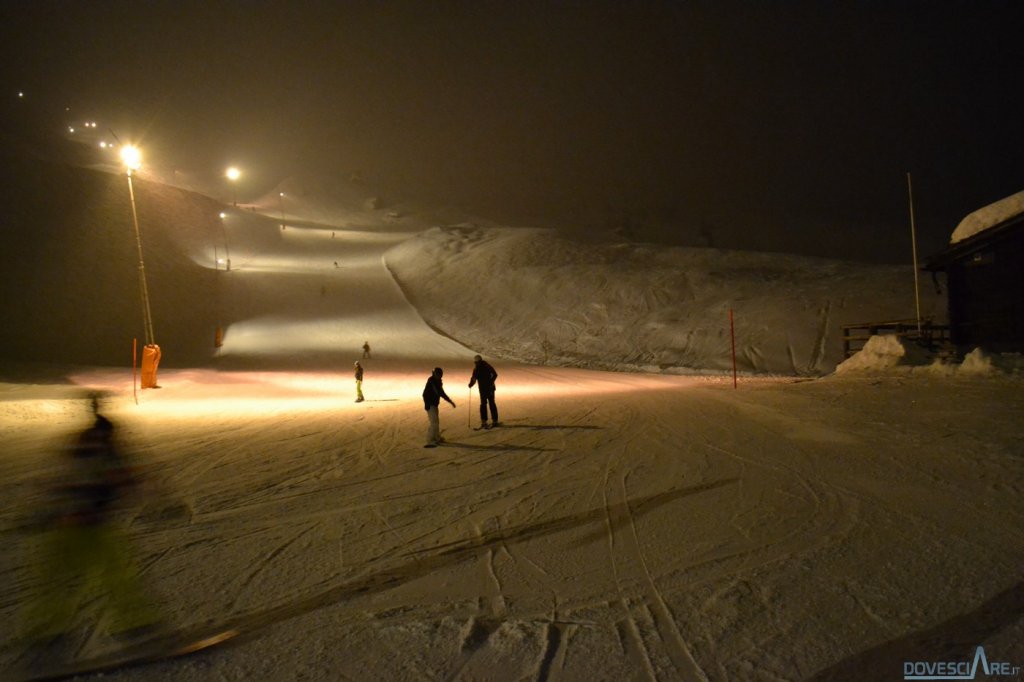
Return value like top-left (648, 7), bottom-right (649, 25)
top-left (226, 167), bottom-right (242, 206)
top-left (120, 144), bottom-right (142, 171)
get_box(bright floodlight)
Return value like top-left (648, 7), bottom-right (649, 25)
top-left (219, 212), bottom-right (227, 219)
top-left (226, 167), bottom-right (241, 181)
top-left (120, 145), bottom-right (142, 171)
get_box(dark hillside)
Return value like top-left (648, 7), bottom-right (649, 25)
top-left (0, 132), bottom-right (229, 367)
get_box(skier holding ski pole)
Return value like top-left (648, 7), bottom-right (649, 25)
top-left (422, 367), bottom-right (456, 448)
top-left (469, 354), bottom-right (499, 430)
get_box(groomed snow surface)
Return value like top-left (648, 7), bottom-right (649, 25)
top-left (0, 175), bottom-right (1022, 681)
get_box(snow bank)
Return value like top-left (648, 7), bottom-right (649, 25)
top-left (960, 347), bottom-right (997, 375)
top-left (834, 334), bottom-right (931, 373)
top-left (384, 225), bottom-right (945, 376)
top-left (838, 338), bottom-right (1024, 377)
top-left (957, 347), bottom-right (1024, 375)
top-left (950, 189), bottom-right (1024, 244)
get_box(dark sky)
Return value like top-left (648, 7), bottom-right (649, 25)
top-left (2, 1), bottom-right (1023, 260)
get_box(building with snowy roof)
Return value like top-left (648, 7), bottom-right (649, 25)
top-left (925, 190), bottom-right (1024, 353)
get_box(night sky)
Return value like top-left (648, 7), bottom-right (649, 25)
top-left (2, 1), bottom-right (1022, 260)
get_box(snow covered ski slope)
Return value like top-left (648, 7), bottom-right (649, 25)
top-left (0, 175), bottom-right (1020, 680)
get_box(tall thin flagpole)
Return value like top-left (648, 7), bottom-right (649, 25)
top-left (906, 172), bottom-right (922, 334)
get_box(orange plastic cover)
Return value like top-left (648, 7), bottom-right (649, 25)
top-left (141, 344), bottom-right (161, 389)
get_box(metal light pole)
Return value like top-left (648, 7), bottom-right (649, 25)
top-left (226, 166), bottom-right (241, 207)
top-left (121, 144), bottom-right (160, 389)
top-left (218, 211), bottom-right (231, 271)
top-left (279, 191), bottom-right (286, 228)
top-left (215, 212), bottom-right (228, 347)
top-left (121, 145), bottom-right (155, 346)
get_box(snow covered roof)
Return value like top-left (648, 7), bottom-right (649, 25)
top-left (950, 189), bottom-right (1024, 244)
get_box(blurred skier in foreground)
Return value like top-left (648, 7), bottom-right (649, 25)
top-left (422, 367), bottom-right (456, 447)
top-left (19, 394), bottom-right (161, 662)
top-left (468, 354), bottom-right (500, 429)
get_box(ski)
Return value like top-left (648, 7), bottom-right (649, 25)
top-left (20, 628), bottom-right (240, 681)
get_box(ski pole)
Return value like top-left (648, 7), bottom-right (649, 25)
top-left (730, 308), bottom-right (738, 389)
top-left (468, 385), bottom-right (472, 428)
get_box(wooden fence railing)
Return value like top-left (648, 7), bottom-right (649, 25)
top-left (840, 318), bottom-right (952, 358)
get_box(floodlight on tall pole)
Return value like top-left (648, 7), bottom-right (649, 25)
top-left (279, 192), bottom-right (285, 228)
top-left (226, 166), bottom-right (241, 206)
top-left (218, 211), bottom-right (231, 271)
top-left (120, 144), bottom-right (155, 347)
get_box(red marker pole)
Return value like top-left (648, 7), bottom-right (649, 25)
top-left (132, 337), bottom-right (138, 404)
top-left (729, 309), bottom-right (738, 389)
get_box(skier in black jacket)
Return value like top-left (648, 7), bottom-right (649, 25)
top-left (422, 367), bottom-right (456, 447)
top-left (469, 354), bottom-right (499, 429)
top-left (354, 361), bottom-right (364, 403)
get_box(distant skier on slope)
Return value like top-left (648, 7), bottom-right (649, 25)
top-left (468, 354), bottom-right (500, 429)
top-left (422, 367), bottom-right (456, 447)
top-left (362, 341), bottom-right (371, 359)
top-left (354, 361), bottom-right (365, 403)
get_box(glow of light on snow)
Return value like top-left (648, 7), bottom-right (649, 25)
top-left (301, 229), bottom-right (418, 245)
top-left (59, 368), bottom-right (700, 421)
top-left (219, 251), bottom-right (383, 273)
top-left (218, 314), bottom-right (438, 355)
top-left (0, 398), bottom-right (78, 420)
top-left (132, 391), bottom-right (345, 419)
